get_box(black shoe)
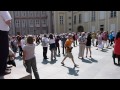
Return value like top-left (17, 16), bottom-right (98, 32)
top-left (74, 64), bottom-right (79, 67)
top-left (0, 70), bottom-right (11, 76)
top-left (44, 58), bottom-right (49, 59)
top-left (61, 62), bottom-right (65, 66)
top-left (7, 65), bottom-right (13, 68)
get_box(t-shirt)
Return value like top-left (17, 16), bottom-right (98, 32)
top-left (21, 39), bottom-right (26, 49)
top-left (0, 11), bottom-right (12, 31)
top-left (65, 39), bottom-right (73, 52)
top-left (23, 44), bottom-right (35, 60)
top-left (65, 39), bottom-right (73, 47)
top-left (42, 37), bottom-right (49, 47)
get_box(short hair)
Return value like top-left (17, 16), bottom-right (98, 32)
top-left (27, 35), bottom-right (34, 44)
top-left (44, 34), bottom-right (47, 37)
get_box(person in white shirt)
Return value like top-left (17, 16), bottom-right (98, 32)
top-left (21, 36), bottom-right (26, 49)
top-left (49, 34), bottom-right (57, 61)
top-left (0, 11), bottom-right (12, 76)
top-left (42, 34), bottom-right (49, 60)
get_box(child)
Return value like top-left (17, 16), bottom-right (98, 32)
top-left (23, 35), bottom-right (40, 79)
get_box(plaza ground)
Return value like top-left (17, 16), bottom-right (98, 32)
top-left (12, 42), bottom-right (120, 79)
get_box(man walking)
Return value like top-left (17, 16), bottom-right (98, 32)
top-left (0, 11), bottom-right (12, 76)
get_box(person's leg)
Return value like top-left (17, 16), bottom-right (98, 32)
top-left (0, 31), bottom-right (9, 75)
top-left (112, 52), bottom-right (116, 64)
top-left (89, 47), bottom-right (92, 57)
top-left (118, 56), bottom-right (120, 65)
top-left (78, 44), bottom-right (81, 58)
top-left (51, 49), bottom-right (53, 60)
top-left (58, 45), bottom-right (60, 54)
top-left (25, 60), bottom-right (32, 77)
top-left (76, 40), bottom-right (77, 45)
top-left (86, 47), bottom-right (88, 57)
top-left (74, 41), bottom-right (75, 47)
top-left (43, 47), bottom-right (45, 59)
top-left (43, 47), bottom-right (47, 59)
top-left (19, 46), bottom-right (23, 57)
top-left (31, 57), bottom-right (40, 79)
top-left (63, 44), bottom-right (64, 54)
top-left (81, 45), bottom-right (84, 58)
top-left (18, 46), bottom-right (21, 56)
top-left (53, 48), bottom-right (56, 59)
top-left (61, 56), bottom-right (67, 65)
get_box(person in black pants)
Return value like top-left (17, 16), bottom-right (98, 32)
top-left (55, 36), bottom-right (60, 55)
top-left (61, 35), bottom-right (67, 55)
top-left (0, 11), bottom-right (12, 76)
top-left (42, 34), bottom-right (49, 60)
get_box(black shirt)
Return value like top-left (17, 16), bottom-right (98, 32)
top-left (86, 37), bottom-right (91, 46)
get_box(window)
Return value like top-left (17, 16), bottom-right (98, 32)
top-left (60, 16), bottom-right (63, 25)
top-left (69, 23), bottom-right (71, 25)
top-left (74, 15), bottom-right (76, 24)
top-left (110, 11), bottom-right (117, 18)
top-left (69, 17), bottom-right (71, 19)
top-left (79, 14), bottom-right (81, 23)
top-left (99, 11), bottom-right (105, 20)
top-left (91, 11), bottom-right (95, 21)
top-left (69, 28), bottom-right (71, 31)
top-left (42, 19), bottom-right (46, 24)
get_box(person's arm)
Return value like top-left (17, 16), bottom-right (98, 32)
top-left (0, 11), bottom-right (12, 26)
top-left (9, 48), bottom-right (15, 58)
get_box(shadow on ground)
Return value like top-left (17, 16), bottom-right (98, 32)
top-left (42, 59), bottom-right (58, 64)
top-left (89, 58), bottom-right (98, 63)
top-left (63, 66), bottom-right (79, 76)
top-left (101, 49), bottom-right (108, 52)
top-left (82, 58), bottom-right (92, 63)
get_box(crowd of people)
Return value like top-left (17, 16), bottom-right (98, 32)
top-left (6, 30), bottom-right (120, 79)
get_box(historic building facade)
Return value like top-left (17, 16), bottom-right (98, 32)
top-left (9, 11), bottom-right (54, 35)
top-left (54, 11), bottom-right (119, 33)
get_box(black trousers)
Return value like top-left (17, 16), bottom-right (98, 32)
top-left (112, 52), bottom-right (120, 64)
top-left (62, 44), bottom-right (65, 54)
top-left (0, 30), bottom-right (9, 74)
top-left (43, 47), bottom-right (48, 59)
top-left (18, 46), bottom-right (23, 57)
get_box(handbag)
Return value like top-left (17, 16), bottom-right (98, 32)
top-left (7, 56), bottom-right (16, 67)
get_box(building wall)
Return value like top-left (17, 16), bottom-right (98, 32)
top-left (73, 11), bottom-right (119, 33)
top-left (9, 11), bottom-right (53, 35)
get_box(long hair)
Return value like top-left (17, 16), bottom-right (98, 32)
top-left (116, 31), bottom-right (120, 40)
top-left (49, 34), bottom-right (53, 39)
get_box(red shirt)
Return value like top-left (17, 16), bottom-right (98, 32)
top-left (114, 38), bottom-right (120, 55)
